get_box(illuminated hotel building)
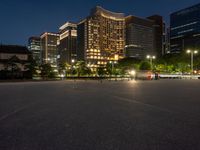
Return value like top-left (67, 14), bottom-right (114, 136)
top-left (40, 32), bottom-right (59, 66)
top-left (77, 6), bottom-right (125, 69)
top-left (58, 22), bottom-right (77, 64)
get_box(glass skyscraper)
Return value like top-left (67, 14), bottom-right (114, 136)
top-left (28, 37), bottom-right (41, 64)
top-left (40, 32), bottom-right (59, 67)
top-left (58, 22), bottom-right (77, 65)
top-left (170, 3), bottom-right (200, 53)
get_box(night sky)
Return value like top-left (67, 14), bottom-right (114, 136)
top-left (0, 0), bottom-right (199, 46)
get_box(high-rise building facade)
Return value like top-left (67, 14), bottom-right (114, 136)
top-left (77, 6), bottom-right (125, 70)
top-left (170, 3), bottom-right (200, 53)
top-left (28, 37), bottom-right (41, 64)
top-left (125, 16), bottom-right (155, 59)
top-left (165, 27), bottom-right (171, 54)
top-left (147, 15), bottom-right (165, 57)
top-left (40, 32), bottom-right (59, 66)
top-left (58, 22), bottom-right (77, 65)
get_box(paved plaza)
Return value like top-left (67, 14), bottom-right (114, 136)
top-left (0, 79), bottom-right (200, 150)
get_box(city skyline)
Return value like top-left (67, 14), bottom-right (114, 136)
top-left (0, 0), bottom-right (199, 45)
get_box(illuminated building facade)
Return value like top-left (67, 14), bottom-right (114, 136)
top-left (125, 16), bottom-right (155, 59)
top-left (77, 6), bottom-right (125, 70)
top-left (28, 37), bottom-right (41, 64)
top-left (58, 22), bottom-right (77, 65)
top-left (40, 32), bottom-right (59, 66)
top-left (170, 3), bottom-right (200, 53)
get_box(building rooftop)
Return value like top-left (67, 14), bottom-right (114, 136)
top-left (170, 3), bottom-right (200, 16)
top-left (0, 45), bottom-right (31, 54)
top-left (125, 15), bottom-right (154, 27)
top-left (28, 36), bottom-right (41, 40)
top-left (59, 22), bottom-right (77, 31)
top-left (90, 6), bottom-right (125, 19)
top-left (40, 32), bottom-right (59, 38)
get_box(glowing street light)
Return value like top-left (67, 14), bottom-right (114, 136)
top-left (71, 59), bottom-right (75, 64)
top-left (186, 49), bottom-right (198, 78)
top-left (71, 59), bottom-right (75, 77)
top-left (109, 60), bottom-right (117, 76)
top-left (146, 55), bottom-right (156, 70)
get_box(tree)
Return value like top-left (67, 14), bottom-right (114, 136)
top-left (174, 62), bottom-right (190, 74)
top-left (75, 61), bottom-right (92, 77)
top-left (106, 63), bottom-right (112, 76)
top-left (97, 65), bottom-right (106, 77)
top-left (139, 61), bottom-right (151, 70)
top-left (25, 58), bottom-right (39, 78)
top-left (58, 62), bottom-right (70, 77)
top-left (118, 58), bottom-right (140, 70)
top-left (154, 64), bottom-right (166, 73)
top-left (75, 61), bottom-right (84, 77)
top-left (81, 66), bottom-right (92, 76)
top-left (40, 63), bottom-right (56, 79)
top-left (154, 51), bottom-right (194, 74)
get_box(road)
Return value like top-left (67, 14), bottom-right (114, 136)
top-left (0, 79), bottom-right (200, 150)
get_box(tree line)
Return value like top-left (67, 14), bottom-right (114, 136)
top-left (2, 51), bottom-right (199, 79)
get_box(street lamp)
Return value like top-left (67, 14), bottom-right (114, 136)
top-left (71, 59), bottom-right (75, 77)
top-left (186, 49), bottom-right (198, 78)
top-left (71, 59), bottom-right (75, 64)
top-left (109, 61), bottom-right (117, 76)
top-left (146, 55), bottom-right (156, 70)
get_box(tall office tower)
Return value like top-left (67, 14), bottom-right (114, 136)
top-left (170, 3), bottom-right (200, 53)
top-left (147, 15), bottom-right (165, 57)
top-left (162, 23), bottom-right (167, 55)
top-left (58, 22), bottom-right (77, 65)
top-left (28, 37), bottom-right (41, 64)
top-left (40, 32), bottom-right (59, 67)
top-left (165, 27), bottom-right (171, 54)
top-left (77, 6), bottom-right (125, 70)
top-left (125, 16), bottom-right (155, 59)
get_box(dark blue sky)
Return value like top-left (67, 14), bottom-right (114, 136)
top-left (0, 0), bottom-right (199, 46)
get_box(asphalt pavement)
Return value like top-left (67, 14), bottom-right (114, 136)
top-left (0, 79), bottom-right (200, 150)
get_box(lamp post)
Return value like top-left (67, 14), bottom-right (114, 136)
top-left (146, 55), bottom-right (156, 71)
top-left (109, 61), bottom-right (117, 76)
top-left (187, 50), bottom-right (198, 78)
top-left (71, 59), bottom-right (75, 77)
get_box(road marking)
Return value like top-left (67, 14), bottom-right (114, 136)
top-left (112, 96), bottom-right (174, 113)
top-left (0, 103), bottom-right (34, 122)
